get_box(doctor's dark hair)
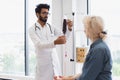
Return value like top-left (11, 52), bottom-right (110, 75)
top-left (35, 4), bottom-right (50, 13)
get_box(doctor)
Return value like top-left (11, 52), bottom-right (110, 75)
top-left (29, 4), bottom-right (73, 80)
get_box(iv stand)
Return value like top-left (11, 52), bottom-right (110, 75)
top-left (70, 12), bottom-right (75, 62)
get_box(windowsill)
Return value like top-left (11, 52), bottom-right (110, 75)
top-left (0, 74), bottom-right (34, 80)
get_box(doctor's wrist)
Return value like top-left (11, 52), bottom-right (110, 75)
top-left (54, 40), bottom-right (57, 45)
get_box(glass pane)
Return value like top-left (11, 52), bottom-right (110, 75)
top-left (27, 0), bottom-right (52, 76)
top-left (90, 0), bottom-right (120, 79)
top-left (90, 0), bottom-right (120, 35)
top-left (109, 36), bottom-right (120, 77)
top-left (0, 0), bottom-right (24, 75)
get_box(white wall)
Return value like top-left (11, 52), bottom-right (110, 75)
top-left (52, 0), bottom-right (88, 76)
top-left (74, 0), bottom-right (88, 74)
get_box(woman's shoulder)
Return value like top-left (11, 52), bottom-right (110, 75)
top-left (95, 41), bottom-right (109, 49)
top-left (94, 41), bottom-right (111, 56)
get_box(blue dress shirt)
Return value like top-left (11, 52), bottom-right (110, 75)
top-left (77, 38), bottom-right (112, 80)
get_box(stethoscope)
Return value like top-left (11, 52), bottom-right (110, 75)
top-left (34, 23), bottom-right (53, 34)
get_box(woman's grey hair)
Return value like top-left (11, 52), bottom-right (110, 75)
top-left (83, 16), bottom-right (107, 39)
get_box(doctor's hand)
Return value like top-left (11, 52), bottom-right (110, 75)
top-left (54, 36), bottom-right (66, 45)
top-left (66, 19), bottom-right (73, 31)
top-left (54, 76), bottom-right (63, 80)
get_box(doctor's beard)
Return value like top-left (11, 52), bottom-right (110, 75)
top-left (39, 16), bottom-right (48, 23)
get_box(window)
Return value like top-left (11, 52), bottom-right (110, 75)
top-left (0, 0), bottom-right (52, 76)
top-left (0, 0), bottom-right (24, 75)
top-left (90, 0), bottom-right (120, 79)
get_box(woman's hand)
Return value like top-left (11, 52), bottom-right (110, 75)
top-left (54, 75), bottom-right (75, 80)
top-left (62, 76), bottom-right (75, 80)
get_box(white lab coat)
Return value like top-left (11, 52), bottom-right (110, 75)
top-left (29, 22), bottom-right (71, 80)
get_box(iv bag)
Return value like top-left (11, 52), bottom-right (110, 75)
top-left (62, 19), bottom-right (67, 34)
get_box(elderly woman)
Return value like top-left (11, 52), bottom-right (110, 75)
top-left (56, 16), bottom-right (112, 80)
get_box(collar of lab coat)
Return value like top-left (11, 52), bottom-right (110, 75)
top-left (36, 21), bottom-right (48, 30)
